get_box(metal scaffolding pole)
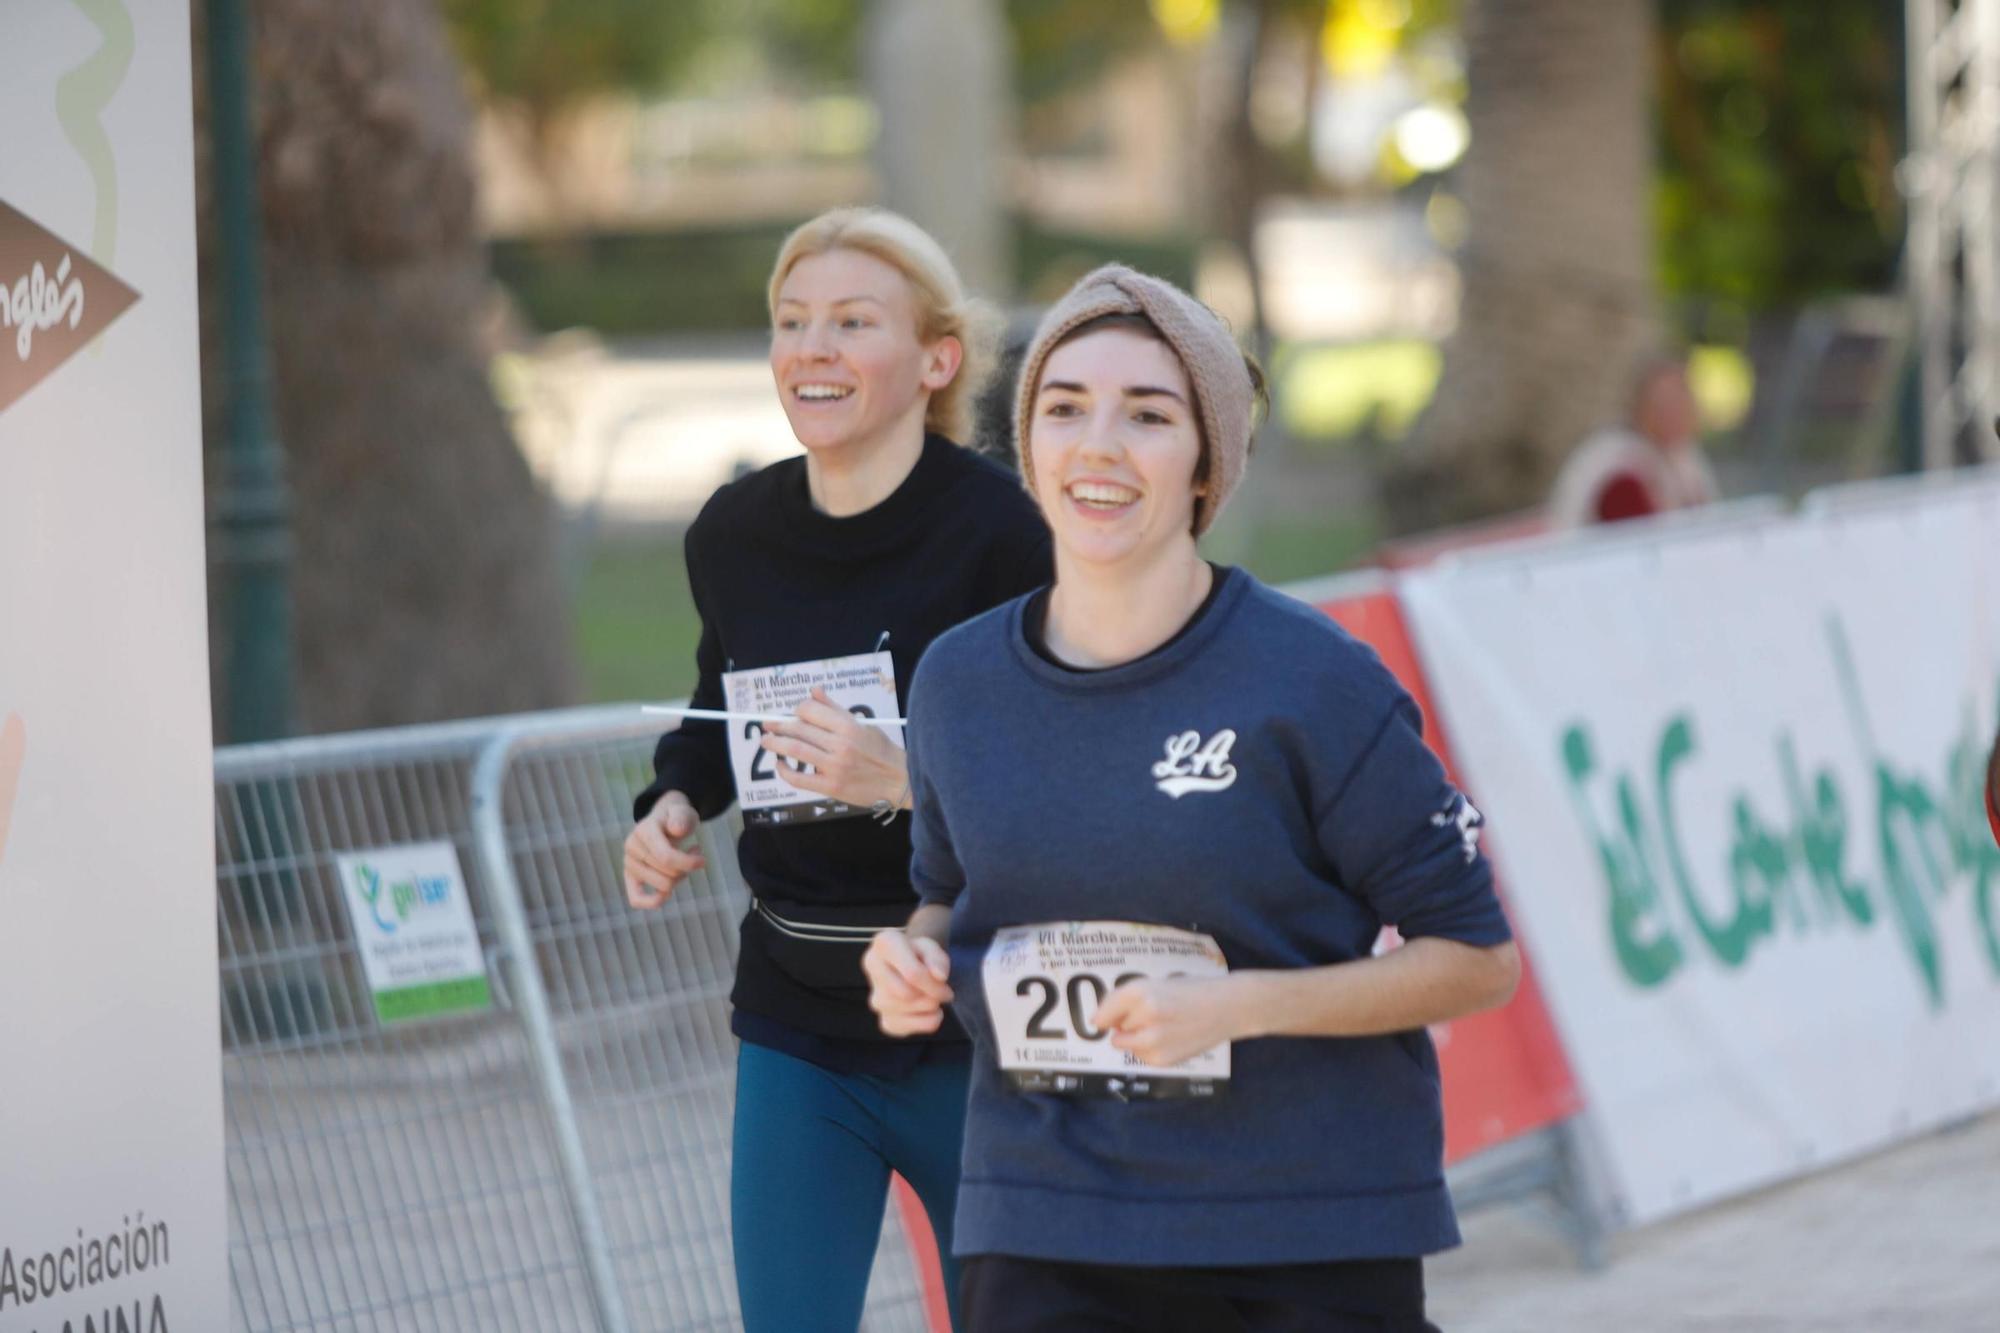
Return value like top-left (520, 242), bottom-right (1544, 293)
top-left (206, 0), bottom-right (295, 740)
top-left (1905, 0), bottom-right (2000, 469)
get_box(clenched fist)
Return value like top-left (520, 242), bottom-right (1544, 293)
top-left (863, 927), bottom-right (954, 1036)
top-left (624, 789), bottom-right (706, 909)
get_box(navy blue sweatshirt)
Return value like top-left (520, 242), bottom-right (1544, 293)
top-left (905, 566), bottom-right (1512, 1266)
top-left (634, 433), bottom-right (1051, 1057)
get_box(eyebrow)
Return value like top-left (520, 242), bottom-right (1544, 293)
top-left (775, 295), bottom-right (888, 309)
top-left (1039, 379), bottom-right (1188, 405)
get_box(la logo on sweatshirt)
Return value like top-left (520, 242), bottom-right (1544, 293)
top-left (1152, 728), bottom-right (1238, 797)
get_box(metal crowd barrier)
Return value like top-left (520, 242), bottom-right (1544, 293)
top-left (217, 698), bottom-right (1606, 1331)
top-left (215, 706), bottom-right (934, 1332)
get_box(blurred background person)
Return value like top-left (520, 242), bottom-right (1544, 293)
top-left (1547, 354), bottom-right (1719, 528)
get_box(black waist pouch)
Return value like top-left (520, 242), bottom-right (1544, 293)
top-left (749, 897), bottom-right (911, 992)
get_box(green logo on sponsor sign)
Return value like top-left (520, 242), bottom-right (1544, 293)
top-left (337, 843), bottom-right (492, 1025)
top-left (352, 860), bottom-right (453, 935)
top-left (1561, 618), bottom-right (2000, 1005)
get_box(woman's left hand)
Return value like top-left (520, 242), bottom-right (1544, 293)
top-left (758, 687), bottom-right (909, 810)
top-left (1094, 974), bottom-right (1253, 1070)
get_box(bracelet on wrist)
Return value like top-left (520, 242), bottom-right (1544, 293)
top-left (870, 780), bottom-right (912, 825)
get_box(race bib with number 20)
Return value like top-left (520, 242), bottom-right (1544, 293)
top-left (981, 921), bottom-right (1230, 1100)
top-left (722, 650), bottom-right (901, 826)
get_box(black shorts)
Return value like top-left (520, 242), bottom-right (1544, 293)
top-left (959, 1253), bottom-right (1440, 1332)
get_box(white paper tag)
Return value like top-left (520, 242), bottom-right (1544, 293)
top-left (981, 921), bottom-right (1231, 1099)
top-left (722, 649), bottom-right (902, 826)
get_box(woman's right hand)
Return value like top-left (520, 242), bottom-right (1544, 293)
top-left (624, 790), bottom-right (707, 909)
top-left (863, 928), bottom-right (954, 1036)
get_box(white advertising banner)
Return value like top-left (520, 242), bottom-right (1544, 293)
top-left (1401, 477), bottom-right (2000, 1226)
top-left (0, 4), bottom-right (226, 1330)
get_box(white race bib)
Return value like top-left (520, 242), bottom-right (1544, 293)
top-left (981, 921), bottom-right (1230, 1100)
top-left (722, 650), bottom-right (902, 826)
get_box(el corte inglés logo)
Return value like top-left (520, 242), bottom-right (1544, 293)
top-left (0, 199), bottom-right (140, 418)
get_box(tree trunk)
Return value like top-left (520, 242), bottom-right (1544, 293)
top-left (1383, 0), bottom-right (1659, 535)
top-left (1191, 0), bottom-right (1283, 568)
top-left (864, 0), bottom-right (1016, 297)
top-left (198, 0), bottom-right (575, 736)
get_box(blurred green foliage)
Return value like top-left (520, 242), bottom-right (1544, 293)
top-left (442, 0), bottom-right (1157, 113)
top-left (449, 0), bottom-right (1907, 342)
top-left (1008, 0), bottom-right (1165, 106)
top-left (1655, 0), bottom-right (1904, 311)
top-left (442, 0), bottom-right (708, 124)
top-left (491, 224), bottom-right (799, 336)
top-left (441, 1), bottom-right (1464, 122)
top-left (444, 0), bottom-right (1905, 318)
top-left (492, 222), bottom-right (1198, 334)
top-left (1275, 340), bottom-right (1440, 442)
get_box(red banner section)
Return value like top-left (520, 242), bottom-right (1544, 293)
top-left (1372, 508), bottom-right (1551, 571)
top-left (1320, 591), bottom-right (1581, 1163)
top-left (891, 1173), bottom-right (953, 1333)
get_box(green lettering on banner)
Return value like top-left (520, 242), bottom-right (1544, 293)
top-left (1829, 617), bottom-right (1950, 1004)
top-left (1660, 717), bottom-right (1762, 968)
top-left (1778, 735), bottom-right (1873, 928)
top-left (372, 976), bottom-right (491, 1024)
top-left (1560, 726), bottom-right (1681, 986)
top-left (1559, 615), bottom-right (2000, 1002)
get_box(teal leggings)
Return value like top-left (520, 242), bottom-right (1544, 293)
top-left (731, 1040), bottom-right (969, 1332)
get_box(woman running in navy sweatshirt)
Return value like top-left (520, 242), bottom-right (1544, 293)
top-left (865, 265), bottom-right (1520, 1332)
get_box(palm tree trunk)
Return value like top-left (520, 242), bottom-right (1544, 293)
top-left (864, 0), bottom-right (1016, 297)
top-left (1383, 0), bottom-right (1659, 534)
top-left (1189, 0), bottom-right (1285, 568)
top-left (199, 0), bottom-right (575, 735)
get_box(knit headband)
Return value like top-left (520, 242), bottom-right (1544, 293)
top-left (1014, 264), bottom-right (1255, 537)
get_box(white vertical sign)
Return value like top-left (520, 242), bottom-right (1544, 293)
top-left (0, 3), bottom-right (226, 1330)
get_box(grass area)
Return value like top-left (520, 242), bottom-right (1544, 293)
top-left (1275, 340), bottom-right (1442, 443)
top-left (570, 514), bottom-right (1382, 704)
top-left (1241, 513), bottom-right (1381, 585)
top-left (571, 535), bottom-right (703, 704)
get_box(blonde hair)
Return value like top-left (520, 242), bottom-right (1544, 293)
top-left (767, 207), bottom-right (1000, 445)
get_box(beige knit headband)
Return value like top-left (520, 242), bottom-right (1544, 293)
top-left (1014, 264), bottom-right (1256, 537)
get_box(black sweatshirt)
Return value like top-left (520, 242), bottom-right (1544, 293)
top-left (635, 434), bottom-right (1053, 1060)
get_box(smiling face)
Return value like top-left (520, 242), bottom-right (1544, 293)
top-left (770, 247), bottom-right (959, 457)
top-left (1028, 326), bottom-right (1205, 572)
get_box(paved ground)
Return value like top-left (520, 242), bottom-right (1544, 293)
top-left (1429, 1111), bottom-right (2000, 1332)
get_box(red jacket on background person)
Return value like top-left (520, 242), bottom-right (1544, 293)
top-left (1549, 357), bottom-right (1719, 528)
